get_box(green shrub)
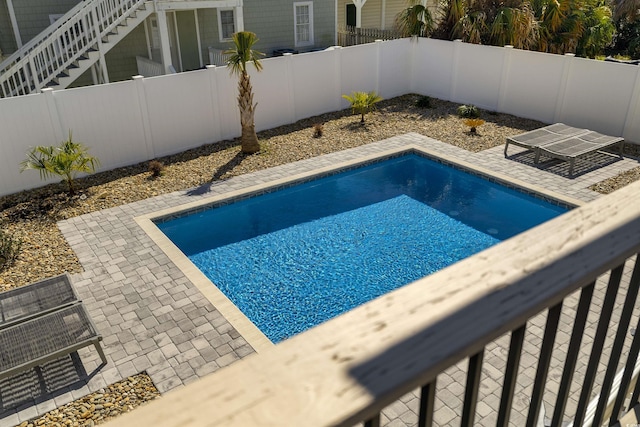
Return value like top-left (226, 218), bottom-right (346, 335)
top-left (416, 95), bottom-right (432, 108)
top-left (0, 229), bottom-right (21, 271)
top-left (20, 131), bottom-right (99, 195)
top-left (457, 104), bottom-right (480, 119)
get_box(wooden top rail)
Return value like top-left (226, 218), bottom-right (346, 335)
top-left (107, 180), bottom-right (640, 427)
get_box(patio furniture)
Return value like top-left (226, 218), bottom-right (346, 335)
top-left (0, 273), bottom-right (77, 328)
top-left (0, 302), bottom-right (106, 381)
top-left (504, 123), bottom-right (590, 157)
top-left (537, 131), bottom-right (625, 176)
top-left (0, 274), bottom-right (106, 381)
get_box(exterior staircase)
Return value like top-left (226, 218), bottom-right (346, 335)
top-left (0, 0), bottom-right (153, 98)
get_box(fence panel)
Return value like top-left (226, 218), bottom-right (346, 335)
top-left (251, 57), bottom-right (296, 131)
top-left (290, 50), bottom-right (342, 121)
top-left (559, 57), bottom-right (637, 137)
top-left (499, 49), bottom-right (566, 124)
top-left (411, 38), bottom-right (455, 100)
top-left (53, 81), bottom-right (148, 170)
top-left (0, 94), bottom-right (59, 195)
top-left (340, 44), bottom-right (379, 106)
top-left (143, 70), bottom-right (223, 158)
top-left (452, 43), bottom-right (505, 110)
top-left (210, 66), bottom-right (242, 141)
top-left (378, 39), bottom-right (412, 99)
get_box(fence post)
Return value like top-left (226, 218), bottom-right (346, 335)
top-left (553, 53), bottom-right (575, 123)
top-left (496, 45), bottom-right (514, 114)
top-left (333, 46), bottom-right (343, 112)
top-left (622, 65), bottom-right (640, 142)
top-left (132, 75), bottom-right (155, 159)
top-left (375, 39), bottom-right (383, 96)
top-left (206, 65), bottom-right (223, 143)
top-left (409, 35), bottom-right (418, 95)
top-left (41, 88), bottom-right (65, 144)
top-left (449, 39), bottom-right (463, 103)
top-left (283, 52), bottom-right (296, 124)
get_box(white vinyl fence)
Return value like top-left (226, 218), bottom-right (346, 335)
top-left (1, 38), bottom-right (639, 197)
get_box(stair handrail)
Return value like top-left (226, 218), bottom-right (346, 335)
top-left (0, 0), bottom-right (98, 71)
top-left (0, 0), bottom-right (148, 97)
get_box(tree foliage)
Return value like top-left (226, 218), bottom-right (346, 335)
top-left (397, 0), bottom-right (616, 57)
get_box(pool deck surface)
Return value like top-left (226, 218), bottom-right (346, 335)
top-left (1, 133), bottom-right (638, 426)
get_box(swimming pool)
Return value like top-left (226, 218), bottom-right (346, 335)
top-left (157, 153), bottom-right (568, 343)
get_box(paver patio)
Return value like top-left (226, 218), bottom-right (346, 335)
top-left (0, 133), bottom-right (638, 426)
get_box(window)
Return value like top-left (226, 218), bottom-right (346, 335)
top-left (294, 2), bottom-right (314, 47)
top-left (217, 9), bottom-right (235, 41)
top-left (346, 4), bottom-right (356, 27)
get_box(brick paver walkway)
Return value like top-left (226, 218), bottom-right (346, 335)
top-left (1, 133), bottom-right (638, 426)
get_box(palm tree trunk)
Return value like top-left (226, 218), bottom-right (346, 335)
top-left (238, 71), bottom-right (261, 154)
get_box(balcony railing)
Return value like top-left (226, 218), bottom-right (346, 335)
top-left (104, 168), bottom-right (640, 425)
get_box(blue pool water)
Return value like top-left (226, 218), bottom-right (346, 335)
top-left (158, 154), bottom-right (568, 343)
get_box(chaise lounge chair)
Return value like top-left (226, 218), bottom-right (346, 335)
top-left (0, 273), bottom-right (106, 382)
top-left (537, 131), bottom-right (624, 176)
top-left (504, 123), bottom-right (589, 157)
top-left (505, 124), bottom-right (625, 177)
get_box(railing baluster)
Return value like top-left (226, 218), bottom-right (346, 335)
top-left (573, 264), bottom-right (625, 426)
top-left (551, 282), bottom-right (596, 425)
top-left (497, 325), bottom-right (526, 427)
top-left (610, 308), bottom-right (640, 423)
top-left (526, 302), bottom-right (563, 427)
top-left (461, 349), bottom-right (484, 427)
top-left (591, 256), bottom-right (640, 427)
top-left (418, 380), bottom-right (436, 427)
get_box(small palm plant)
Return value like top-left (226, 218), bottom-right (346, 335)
top-left (464, 118), bottom-right (485, 134)
top-left (342, 91), bottom-right (383, 124)
top-left (225, 31), bottom-right (265, 154)
top-left (20, 131), bottom-right (99, 195)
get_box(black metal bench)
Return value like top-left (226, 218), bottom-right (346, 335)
top-left (0, 274), bottom-right (106, 381)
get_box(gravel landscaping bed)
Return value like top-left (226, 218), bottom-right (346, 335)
top-left (1, 93), bottom-right (639, 427)
top-left (17, 374), bottom-right (159, 427)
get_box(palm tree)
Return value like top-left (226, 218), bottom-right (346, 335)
top-left (20, 131), bottom-right (99, 195)
top-left (225, 31), bottom-right (264, 154)
top-left (396, 0), bottom-right (436, 37)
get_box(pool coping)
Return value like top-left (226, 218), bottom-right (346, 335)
top-left (134, 144), bottom-right (586, 353)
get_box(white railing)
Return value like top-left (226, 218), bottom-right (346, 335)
top-left (0, 0), bottom-right (147, 97)
top-left (136, 56), bottom-right (163, 77)
top-left (105, 171), bottom-right (640, 426)
top-left (208, 47), bottom-right (230, 66)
